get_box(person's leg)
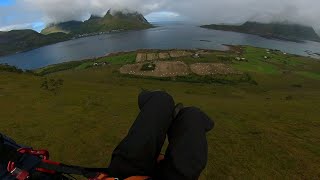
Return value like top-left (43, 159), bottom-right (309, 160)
top-left (156, 107), bottom-right (214, 180)
top-left (108, 91), bottom-right (175, 179)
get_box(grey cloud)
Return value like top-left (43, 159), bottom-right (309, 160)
top-left (1, 0), bottom-right (320, 30)
top-left (0, 23), bottom-right (37, 31)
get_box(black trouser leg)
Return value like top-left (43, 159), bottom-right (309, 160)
top-left (109, 91), bottom-right (175, 179)
top-left (156, 107), bottom-right (214, 180)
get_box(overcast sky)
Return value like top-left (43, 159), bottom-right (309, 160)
top-left (1, 0), bottom-right (320, 32)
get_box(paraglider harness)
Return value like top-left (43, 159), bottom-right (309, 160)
top-left (0, 134), bottom-right (150, 180)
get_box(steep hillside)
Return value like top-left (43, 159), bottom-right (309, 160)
top-left (41, 21), bottom-right (82, 35)
top-left (41, 11), bottom-right (153, 35)
top-left (0, 30), bottom-right (71, 56)
top-left (201, 22), bottom-right (320, 42)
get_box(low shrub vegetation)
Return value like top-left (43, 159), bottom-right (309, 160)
top-left (0, 64), bottom-right (23, 73)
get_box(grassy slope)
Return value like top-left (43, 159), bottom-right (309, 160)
top-left (1, 46), bottom-right (320, 179)
top-left (41, 26), bottom-right (69, 35)
top-left (41, 21), bottom-right (83, 35)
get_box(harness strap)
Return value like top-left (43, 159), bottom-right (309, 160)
top-left (37, 161), bottom-right (108, 178)
top-left (1, 139), bottom-right (151, 180)
top-left (0, 137), bottom-right (23, 164)
top-left (125, 176), bottom-right (151, 180)
top-left (90, 174), bottom-right (150, 180)
top-left (38, 162), bottom-right (150, 180)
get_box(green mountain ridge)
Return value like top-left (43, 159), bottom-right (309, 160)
top-left (0, 11), bottom-right (152, 57)
top-left (41, 11), bottom-right (152, 35)
top-left (201, 21), bottom-right (320, 43)
top-left (0, 30), bottom-right (71, 56)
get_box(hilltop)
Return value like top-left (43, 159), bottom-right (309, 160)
top-left (201, 21), bottom-right (320, 43)
top-left (41, 11), bottom-right (153, 35)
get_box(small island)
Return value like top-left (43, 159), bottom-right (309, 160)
top-left (201, 21), bottom-right (320, 43)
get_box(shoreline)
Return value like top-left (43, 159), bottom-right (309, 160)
top-left (2, 45), bottom-right (320, 71)
top-left (0, 26), bottom-right (155, 58)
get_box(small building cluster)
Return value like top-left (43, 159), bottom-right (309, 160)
top-left (93, 62), bottom-right (109, 66)
top-left (192, 53), bottom-right (200, 58)
top-left (235, 57), bottom-right (247, 62)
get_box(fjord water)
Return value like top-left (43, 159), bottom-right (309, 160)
top-left (1, 23), bottom-right (320, 70)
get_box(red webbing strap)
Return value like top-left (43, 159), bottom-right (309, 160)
top-left (89, 173), bottom-right (150, 180)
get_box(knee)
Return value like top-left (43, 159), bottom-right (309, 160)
top-left (152, 91), bottom-right (175, 110)
top-left (178, 107), bottom-right (214, 132)
top-left (138, 91), bottom-right (174, 109)
top-left (154, 91), bottom-right (174, 103)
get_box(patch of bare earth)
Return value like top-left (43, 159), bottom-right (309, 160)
top-left (120, 61), bottom-right (190, 77)
top-left (136, 53), bottom-right (147, 63)
top-left (196, 50), bottom-right (211, 55)
top-left (169, 50), bottom-right (193, 58)
top-left (147, 53), bottom-right (159, 61)
top-left (159, 52), bottom-right (170, 59)
top-left (190, 63), bottom-right (241, 75)
top-left (227, 45), bottom-right (244, 55)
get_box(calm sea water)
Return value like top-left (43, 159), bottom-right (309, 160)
top-left (1, 23), bottom-right (320, 70)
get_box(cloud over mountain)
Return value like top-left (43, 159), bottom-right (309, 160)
top-left (1, 0), bottom-right (320, 30)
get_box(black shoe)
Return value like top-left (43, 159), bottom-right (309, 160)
top-left (173, 103), bottom-right (184, 119)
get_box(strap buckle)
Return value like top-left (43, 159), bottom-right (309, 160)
top-left (10, 167), bottom-right (30, 180)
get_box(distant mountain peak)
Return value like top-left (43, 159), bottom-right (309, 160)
top-left (41, 10), bottom-right (152, 35)
top-left (106, 9), bottom-right (111, 15)
top-left (102, 9), bottom-right (113, 17)
top-left (111, 10), bottom-right (149, 24)
top-left (89, 15), bottom-right (102, 20)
